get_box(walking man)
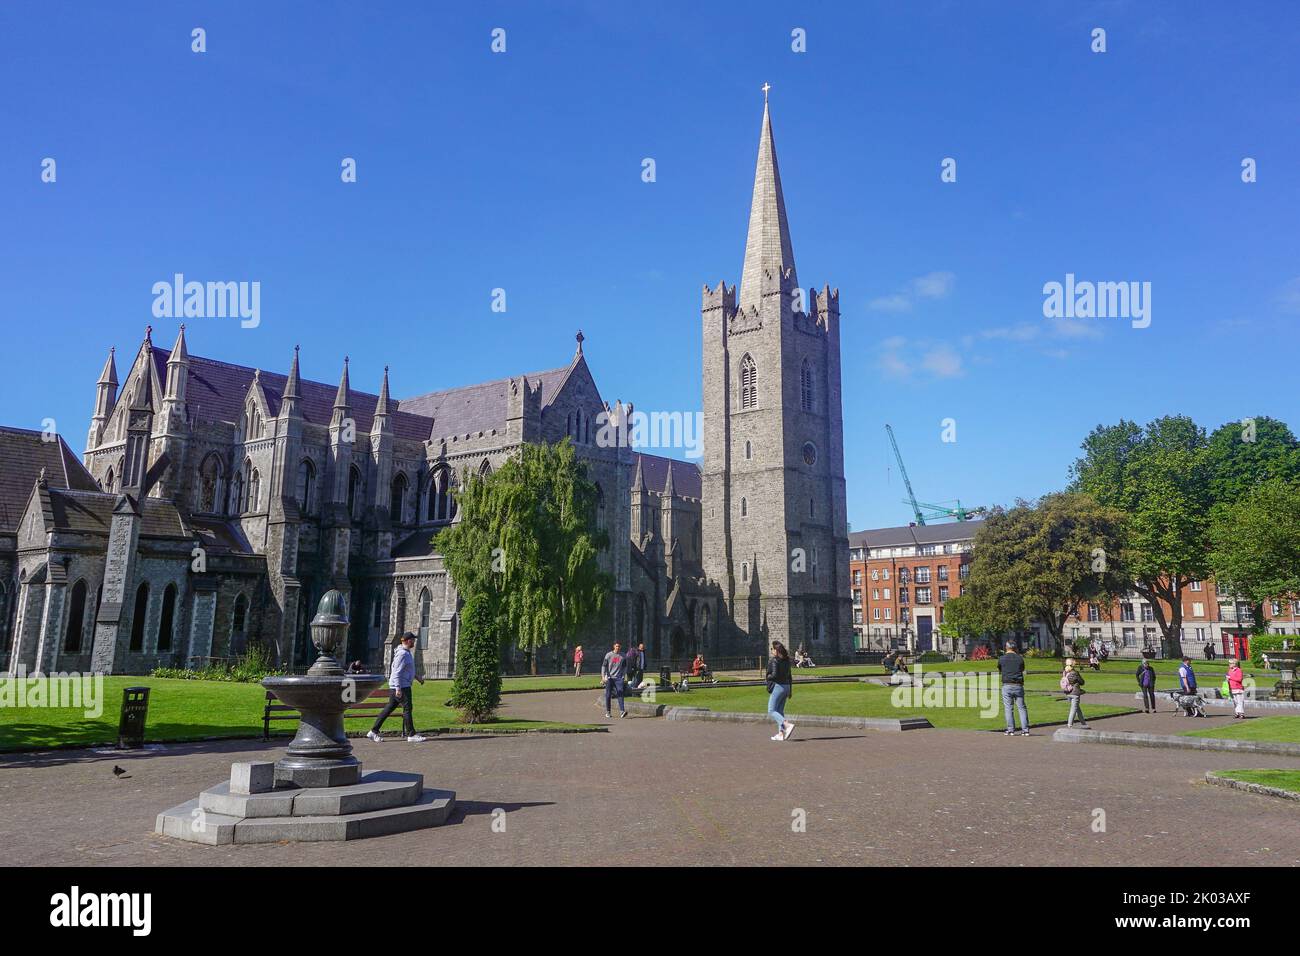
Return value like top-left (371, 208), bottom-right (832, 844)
top-left (624, 641), bottom-right (644, 692)
top-left (998, 642), bottom-right (1030, 736)
top-left (1178, 656), bottom-right (1198, 694)
top-left (366, 632), bottom-right (427, 743)
top-left (601, 641), bottom-right (628, 718)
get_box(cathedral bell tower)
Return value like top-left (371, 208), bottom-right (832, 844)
top-left (701, 89), bottom-right (853, 657)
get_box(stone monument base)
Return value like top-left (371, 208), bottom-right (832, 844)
top-left (155, 761), bottom-right (455, 845)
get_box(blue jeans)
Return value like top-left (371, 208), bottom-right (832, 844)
top-left (1001, 682), bottom-right (1028, 731)
top-left (604, 676), bottom-right (625, 713)
top-left (768, 684), bottom-right (790, 730)
top-left (1066, 695), bottom-right (1086, 726)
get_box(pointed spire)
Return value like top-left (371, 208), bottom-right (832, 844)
top-left (334, 356), bottom-right (351, 410)
top-left (663, 460), bottom-right (675, 497)
top-left (167, 324), bottom-right (189, 365)
top-left (284, 346), bottom-right (302, 400)
top-left (375, 365), bottom-right (391, 417)
top-left (738, 88), bottom-right (797, 314)
top-left (574, 329), bottom-right (585, 360)
top-left (98, 347), bottom-right (118, 386)
top-left (633, 455), bottom-right (646, 493)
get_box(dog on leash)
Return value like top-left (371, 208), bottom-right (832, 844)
top-left (1168, 689), bottom-right (1207, 717)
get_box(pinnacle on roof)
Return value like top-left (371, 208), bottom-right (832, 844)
top-left (97, 347), bottom-right (118, 386)
top-left (333, 356), bottom-right (351, 410)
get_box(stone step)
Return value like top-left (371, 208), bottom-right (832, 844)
top-left (199, 771), bottom-right (424, 819)
top-left (155, 798), bottom-right (241, 846)
top-left (230, 789), bottom-right (455, 843)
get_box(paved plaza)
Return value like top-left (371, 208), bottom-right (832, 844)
top-left (3, 689), bottom-right (1297, 866)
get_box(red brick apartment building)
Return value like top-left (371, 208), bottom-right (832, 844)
top-left (848, 521), bottom-right (993, 653)
top-left (848, 521), bottom-right (1300, 658)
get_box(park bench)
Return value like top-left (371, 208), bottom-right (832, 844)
top-left (262, 685), bottom-right (393, 740)
top-left (673, 661), bottom-right (719, 691)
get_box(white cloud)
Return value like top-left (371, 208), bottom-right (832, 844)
top-left (1048, 316), bottom-right (1103, 339)
top-left (979, 323), bottom-right (1040, 342)
top-left (868, 271), bottom-right (956, 312)
top-left (921, 346), bottom-right (963, 378)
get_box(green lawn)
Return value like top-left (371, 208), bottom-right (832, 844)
top-left (0, 676), bottom-right (598, 752)
top-left (1214, 769), bottom-right (1300, 793)
top-left (654, 680), bottom-right (1133, 730)
top-left (1181, 715), bottom-right (1300, 744)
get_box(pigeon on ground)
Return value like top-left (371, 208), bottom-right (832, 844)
top-left (112, 765), bottom-right (129, 779)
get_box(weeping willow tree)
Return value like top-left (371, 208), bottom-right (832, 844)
top-left (437, 440), bottom-right (612, 695)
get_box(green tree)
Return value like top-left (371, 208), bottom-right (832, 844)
top-left (437, 439), bottom-right (612, 679)
top-left (1070, 415), bottom-right (1212, 657)
top-left (448, 592), bottom-right (502, 722)
top-left (1208, 478), bottom-right (1300, 624)
top-left (1204, 416), bottom-right (1300, 520)
top-left (962, 492), bottom-right (1128, 654)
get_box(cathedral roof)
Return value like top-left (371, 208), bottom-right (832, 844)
top-left (635, 453), bottom-right (701, 500)
top-left (738, 95), bottom-right (796, 314)
top-left (45, 488), bottom-right (188, 538)
top-left (0, 428), bottom-right (99, 532)
top-left (397, 367), bottom-right (572, 438)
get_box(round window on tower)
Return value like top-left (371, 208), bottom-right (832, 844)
top-left (802, 441), bottom-right (818, 467)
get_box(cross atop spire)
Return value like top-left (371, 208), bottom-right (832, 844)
top-left (761, 81), bottom-right (771, 101)
top-left (738, 93), bottom-right (797, 314)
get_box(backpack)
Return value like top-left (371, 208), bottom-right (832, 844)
top-left (1060, 672), bottom-right (1072, 692)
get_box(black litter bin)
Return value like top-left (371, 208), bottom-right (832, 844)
top-left (118, 686), bottom-right (150, 749)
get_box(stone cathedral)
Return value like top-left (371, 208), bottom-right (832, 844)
top-left (0, 98), bottom-right (852, 677)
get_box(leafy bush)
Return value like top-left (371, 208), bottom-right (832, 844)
top-left (449, 593), bottom-right (502, 723)
top-left (151, 643), bottom-right (285, 683)
top-left (1249, 633), bottom-right (1300, 669)
top-left (917, 651), bottom-right (949, 663)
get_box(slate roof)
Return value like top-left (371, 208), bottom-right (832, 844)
top-left (636, 453), bottom-right (702, 500)
top-left (47, 488), bottom-right (189, 538)
top-left (136, 346), bottom-right (575, 445)
top-left (0, 427), bottom-right (99, 532)
top-left (848, 519), bottom-right (984, 550)
top-left (397, 367), bottom-right (571, 439)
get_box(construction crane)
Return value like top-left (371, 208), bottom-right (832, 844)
top-left (885, 424), bottom-right (987, 525)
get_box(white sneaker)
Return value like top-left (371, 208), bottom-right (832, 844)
top-left (782, 722), bottom-right (795, 740)
top-left (366, 730), bottom-right (382, 743)
top-left (770, 732), bottom-right (784, 741)
top-left (406, 734), bottom-right (428, 743)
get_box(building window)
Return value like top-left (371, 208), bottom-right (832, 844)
top-left (157, 583), bottom-right (177, 652)
top-left (745, 440), bottom-right (752, 460)
top-left (198, 454), bottom-right (224, 514)
top-left (741, 497), bottom-right (747, 518)
top-left (916, 587), bottom-right (931, 605)
top-left (740, 354), bottom-right (757, 409)
top-left (347, 466), bottom-right (363, 520)
top-left (959, 564), bottom-right (969, 580)
top-left (914, 567), bottom-right (931, 584)
top-left (882, 568), bottom-right (890, 581)
top-left (899, 587), bottom-right (909, 604)
top-left (63, 579), bottom-right (88, 653)
top-left (129, 582), bottom-right (149, 652)
top-left (248, 467), bottom-right (261, 512)
top-left (1087, 604), bottom-right (1100, 622)
top-left (297, 459), bottom-right (315, 515)
top-left (1192, 601), bottom-right (1205, 618)
top-left (1121, 603), bottom-right (1134, 622)
top-left (800, 360), bottom-right (813, 412)
top-left (1122, 627), bottom-right (1136, 647)
top-left (1141, 604), bottom-right (1154, 622)
top-left (873, 608), bottom-right (880, 621)
top-left (898, 568), bottom-right (909, 585)
top-left (938, 586), bottom-right (949, 603)
top-left (884, 608), bottom-right (892, 621)
top-left (853, 570), bottom-right (862, 586)
top-left (390, 473), bottom-right (408, 523)
top-left (937, 565), bottom-right (948, 581)
top-left (1189, 580), bottom-right (1202, 591)
top-left (742, 562), bottom-right (749, 583)
top-left (883, 588), bottom-right (890, 600)
top-left (418, 588), bottom-right (431, 647)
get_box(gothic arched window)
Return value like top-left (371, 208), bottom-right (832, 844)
top-left (740, 354), bottom-right (757, 409)
top-left (248, 468), bottom-right (261, 513)
top-left (64, 579), bottom-right (88, 652)
top-left (418, 587), bottom-right (431, 646)
top-left (431, 468), bottom-right (452, 521)
top-left (296, 459), bottom-right (315, 515)
top-left (129, 582), bottom-right (149, 652)
top-left (231, 592), bottom-right (249, 654)
top-left (390, 473), bottom-right (408, 524)
top-left (348, 466), bottom-right (362, 519)
top-left (198, 454), bottom-right (224, 514)
top-left (742, 561), bottom-right (749, 583)
top-left (741, 497), bottom-right (748, 518)
top-left (800, 359), bottom-right (814, 412)
top-left (745, 440), bottom-right (752, 461)
top-left (157, 583), bottom-right (177, 652)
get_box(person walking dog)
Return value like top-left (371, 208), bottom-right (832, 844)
top-left (366, 632), bottom-right (426, 743)
top-left (1136, 658), bottom-right (1157, 713)
top-left (766, 640), bottom-right (795, 740)
top-left (1061, 658), bottom-right (1089, 728)
top-left (998, 642), bottom-right (1030, 735)
top-left (1227, 658), bottom-right (1247, 719)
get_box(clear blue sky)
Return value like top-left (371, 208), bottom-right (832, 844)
top-left (2, 1), bottom-right (1297, 531)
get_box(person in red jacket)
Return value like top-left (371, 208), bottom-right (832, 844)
top-left (573, 645), bottom-right (584, 678)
